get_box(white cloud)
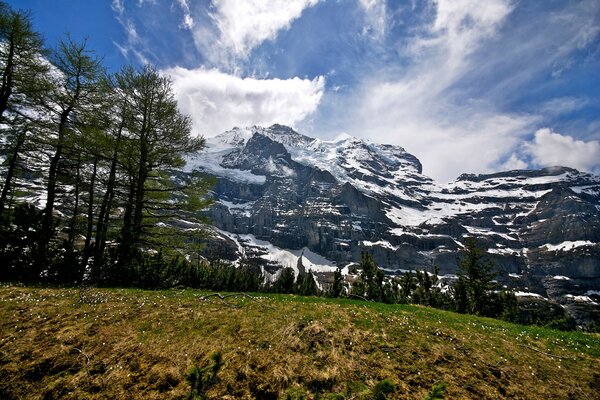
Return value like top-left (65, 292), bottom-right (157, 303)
top-left (342, 0), bottom-right (524, 182)
top-left (501, 154), bottom-right (528, 171)
top-left (330, 0), bottom-right (599, 182)
top-left (538, 96), bottom-right (589, 117)
top-left (163, 67), bottom-right (325, 137)
top-left (111, 0), bottom-right (151, 64)
top-left (358, 0), bottom-right (387, 37)
top-left (409, 0), bottom-right (513, 88)
top-left (175, 0), bottom-right (194, 30)
top-left (181, 14), bottom-right (194, 30)
top-left (524, 128), bottom-right (600, 174)
top-left (111, 0), bottom-right (124, 15)
top-left (194, 0), bottom-right (320, 67)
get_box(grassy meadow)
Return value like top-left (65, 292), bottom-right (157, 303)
top-left (0, 284), bottom-right (598, 399)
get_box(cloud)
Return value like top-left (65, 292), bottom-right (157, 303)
top-left (524, 128), bottom-right (600, 174)
top-left (339, 0), bottom-right (524, 182)
top-left (111, 0), bottom-right (124, 15)
top-left (358, 0), bottom-right (387, 37)
top-left (500, 154), bottom-right (528, 171)
top-left (163, 67), bottom-right (325, 137)
top-left (175, 0), bottom-right (194, 30)
top-left (324, 0), bottom-right (600, 182)
top-left (111, 0), bottom-right (151, 64)
top-left (538, 96), bottom-right (589, 117)
top-left (194, 0), bottom-right (320, 67)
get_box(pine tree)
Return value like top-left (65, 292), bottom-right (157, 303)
top-left (273, 267), bottom-right (295, 294)
top-left (296, 269), bottom-right (318, 296)
top-left (353, 252), bottom-right (384, 301)
top-left (35, 36), bottom-right (105, 273)
top-left (0, 2), bottom-right (49, 212)
top-left (0, 2), bottom-right (48, 121)
top-left (112, 65), bottom-right (208, 272)
top-left (455, 237), bottom-right (496, 315)
top-left (329, 267), bottom-right (344, 297)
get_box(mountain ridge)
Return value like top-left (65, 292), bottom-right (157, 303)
top-left (185, 124), bottom-right (600, 327)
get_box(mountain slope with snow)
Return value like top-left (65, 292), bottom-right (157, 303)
top-left (186, 124), bottom-right (600, 326)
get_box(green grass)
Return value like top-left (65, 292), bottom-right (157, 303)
top-left (0, 284), bottom-right (599, 399)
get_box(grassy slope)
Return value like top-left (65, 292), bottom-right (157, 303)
top-left (0, 285), bottom-right (599, 399)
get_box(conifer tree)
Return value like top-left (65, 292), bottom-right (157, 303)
top-left (0, 2), bottom-right (49, 212)
top-left (329, 267), bottom-right (344, 297)
top-left (112, 65), bottom-right (209, 272)
top-left (351, 252), bottom-right (384, 301)
top-left (455, 237), bottom-right (496, 315)
top-left (0, 2), bottom-right (47, 121)
top-left (35, 37), bottom-right (105, 270)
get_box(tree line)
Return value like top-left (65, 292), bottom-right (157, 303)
top-left (0, 2), bottom-right (213, 285)
top-left (339, 239), bottom-right (519, 322)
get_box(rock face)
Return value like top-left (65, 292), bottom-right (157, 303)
top-left (186, 124), bottom-right (600, 327)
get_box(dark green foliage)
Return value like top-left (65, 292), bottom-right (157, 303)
top-left (373, 379), bottom-right (395, 400)
top-left (271, 267), bottom-right (319, 296)
top-left (273, 267), bottom-right (296, 294)
top-left (452, 238), bottom-right (521, 321)
top-left (186, 352), bottom-right (223, 400)
top-left (296, 270), bottom-right (319, 296)
top-left (328, 268), bottom-right (345, 298)
top-left (424, 381), bottom-right (446, 400)
top-left (0, 202), bottom-right (43, 281)
top-left (398, 271), bottom-right (416, 303)
top-left (351, 252), bottom-right (385, 302)
top-left (452, 276), bottom-right (469, 314)
top-left (0, 1), bottom-right (48, 122)
top-left (455, 237), bottom-right (496, 316)
top-left (498, 289), bottom-right (519, 322)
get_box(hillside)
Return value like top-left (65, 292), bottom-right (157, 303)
top-left (1, 284), bottom-right (598, 399)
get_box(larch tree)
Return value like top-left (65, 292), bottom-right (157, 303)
top-left (0, 1), bottom-right (49, 212)
top-left (35, 36), bottom-right (105, 270)
top-left (112, 65), bottom-right (210, 272)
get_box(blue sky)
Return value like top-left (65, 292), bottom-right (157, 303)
top-left (8, 0), bottom-right (600, 182)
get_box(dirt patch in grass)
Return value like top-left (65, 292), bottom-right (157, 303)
top-left (0, 284), bottom-right (599, 399)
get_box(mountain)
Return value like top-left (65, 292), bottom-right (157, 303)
top-left (185, 124), bottom-right (600, 326)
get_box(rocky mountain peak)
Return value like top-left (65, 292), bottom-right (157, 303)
top-left (186, 124), bottom-right (600, 326)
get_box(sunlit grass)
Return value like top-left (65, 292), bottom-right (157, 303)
top-left (1, 284), bottom-right (598, 399)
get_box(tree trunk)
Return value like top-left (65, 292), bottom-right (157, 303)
top-left (67, 153), bottom-right (81, 249)
top-left (37, 108), bottom-right (70, 265)
top-left (80, 158), bottom-right (97, 276)
top-left (93, 124), bottom-right (123, 274)
top-left (0, 37), bottom-right (15, 121)
top-left (131, 135), bottom-right (149, 246)
top-left (117, 174), bottom-right (137, 269)
top-left (0, 128), bottom-right (25, 213)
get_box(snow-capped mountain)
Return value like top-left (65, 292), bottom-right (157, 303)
top-left (186, 124), bottom-right (600, 325)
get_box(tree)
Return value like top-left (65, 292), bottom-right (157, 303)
top-left (35, 36), bottom-right (105, 272)
top-left (328, 267), bottom-right (344, 297)
top-left (351, 252), bottom-right (385, 301)
top-left (0, 2), bottom-right (48, 121)
top-left (0, 2), bottom-right (49, 212)
top-left (454, 237), bottom-right (497, 315)
top-left (296, 269), bottom-right (318, 296)
top-left (90, 81), bottom-right (130, 277)
top-left (112, 65), bottom-right (208, 272)
top-left (273, 267), bottom-right (295, 294)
